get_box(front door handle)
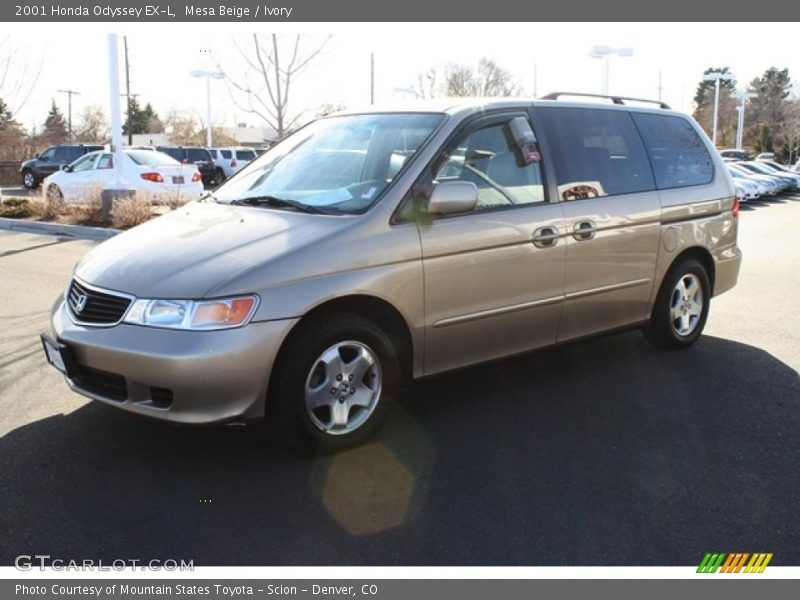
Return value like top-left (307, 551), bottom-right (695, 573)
top-left (572, 220), bottom-right (597, 241)
top-left (532, 226), bottom-right (560, 248)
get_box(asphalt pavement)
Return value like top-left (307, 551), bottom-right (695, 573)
top-left (0, 194), bottom-right (798, 566)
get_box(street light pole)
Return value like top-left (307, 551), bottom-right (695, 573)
top-left (190, 70), bottom-right (224, 147)
top-left (702, 71), bottom-right (734, 147)
top-left (589, 46), bottom-right (633, 95)
top-left (731, 90), bottom-right (757, 150)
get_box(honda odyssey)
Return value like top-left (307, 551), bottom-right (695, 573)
top-left (42, 94), bottom-right (742, 452)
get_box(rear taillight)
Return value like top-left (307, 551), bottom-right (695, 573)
top-left (732, 197), bottom-right (741, 219)
top-left (231, 160), bottom-right (237, 168)
top-left (140, 172), bottom-right (164, 183)
top-left (191, 172), bottom-right (201, 182)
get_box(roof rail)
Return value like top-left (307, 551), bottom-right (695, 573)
top-left (540, 92), bottom-right (671, 110)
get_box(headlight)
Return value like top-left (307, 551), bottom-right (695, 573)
top-left (123, 295), bottom-right (258, 330)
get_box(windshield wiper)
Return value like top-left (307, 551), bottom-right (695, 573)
top-left (230, 195), bottom-right (333, 214)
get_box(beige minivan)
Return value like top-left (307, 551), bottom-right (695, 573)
top-left (42, 94), bottom-right (742, 452)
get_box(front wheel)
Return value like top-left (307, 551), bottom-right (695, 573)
top-left (22, 170), bottom-right (36, 189)
top-left (267, 313), bottom-right (401, 453)
top-left (644, 258), bottom-right (711, 349)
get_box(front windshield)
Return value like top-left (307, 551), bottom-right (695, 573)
top-left (212, 112), bottom-right (445, 214)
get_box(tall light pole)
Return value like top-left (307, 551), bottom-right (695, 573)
top-left (589, 45), bottom-right (633, 95)
top-left (731, 90), bottom-right (757, 150)
top-left (702, 71), bottom-right (734, 147)
top-left (57, 89), bottom-right (81, 140)
top-left (190, 70), bottom-right (224, 147)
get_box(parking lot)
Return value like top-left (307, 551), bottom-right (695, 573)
top-left (0, 194), bottom-right (798, 566)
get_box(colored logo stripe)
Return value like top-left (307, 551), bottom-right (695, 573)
top-left (697, 553), bottom-right (773, 573)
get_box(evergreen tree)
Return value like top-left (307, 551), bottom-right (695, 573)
top-left (123, 99), bottom-right (163, 135)
top-left (43, 99), bottom-right (68, 140)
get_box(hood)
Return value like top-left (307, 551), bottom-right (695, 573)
top-left (75, 201), bottom-right (348, 298)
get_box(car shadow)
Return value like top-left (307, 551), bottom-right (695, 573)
top-left (0, 332), bottom-right (798, 566)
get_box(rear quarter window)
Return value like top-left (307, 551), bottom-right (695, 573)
top-left (236, 150), bottom-right (256, 160)
top-left (631, 113), bottom-right (714, 189)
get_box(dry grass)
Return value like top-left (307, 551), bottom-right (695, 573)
top-left (110, 194), bottom-right (153, 229)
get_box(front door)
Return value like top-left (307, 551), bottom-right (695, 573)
top-left (416, 113), bottom-right (566, 375)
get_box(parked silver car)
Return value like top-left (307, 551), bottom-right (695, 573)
top-left (43, 95), bottom-right (742, 452)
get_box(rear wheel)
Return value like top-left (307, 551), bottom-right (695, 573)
top-left (214, 168), bottom-right (226, 185)
top-left (267, 313), bottom-right (401, 453)
top-left (46, 184), bottom-right (64, 204)
top-left (644, 258), bottom-right (710, 349)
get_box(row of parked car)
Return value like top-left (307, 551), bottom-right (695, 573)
top-left (18, 143), bottom-right (265, 204)
top-left (21, 143), bottom-right (266, 189)
top-left (720, 150), bottom-right (800, 202)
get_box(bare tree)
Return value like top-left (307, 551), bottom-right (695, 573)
top-left (219, 34), bottom-right (330, 139)
top-left (0, 35), bottom-right (43, 118)
top-left (412, 68), bottom-right (438, 99)
top-left (75, 104), bottom-right (109, 142)
top-left (784, 98), bottom-right (800, 164)
top-left (412, 58), bottom-right (521, 99)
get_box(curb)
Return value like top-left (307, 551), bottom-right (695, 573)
top-left (0, 217), bottom-right (120, 241)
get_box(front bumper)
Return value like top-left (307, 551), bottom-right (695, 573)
top-left (51, 298), bottom-right (298, 424)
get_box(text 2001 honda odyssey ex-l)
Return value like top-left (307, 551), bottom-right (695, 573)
top-left (42, 94), bottom-right (742, 452)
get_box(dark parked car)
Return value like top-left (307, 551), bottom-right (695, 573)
top-left (720, 148), bottom-right (751, 161)
top-left (155, 146), bottom-right (216, 186)
top-left (20, 144), bottom-right (104, 189)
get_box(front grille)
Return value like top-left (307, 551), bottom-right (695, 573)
top-left (67, 279), bottom-right (132, 325)
top-left (72, 366), bottom-right (127, 402)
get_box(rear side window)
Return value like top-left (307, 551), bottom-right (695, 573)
top-left (158, 147), bottom-right (184, 162)
top-left (631, 113), bottom-right (713, 189)
top-left (536, 107), bottom-right (654, 200)
top-left (236, 150), bottom-right (256, 161)
top-left (220, 149), bottom-right (232, 159)
top-left (186, 148), bottom-right (211, 162)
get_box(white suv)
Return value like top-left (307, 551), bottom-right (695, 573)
top-left (208, 147), bottom-right (258, 182)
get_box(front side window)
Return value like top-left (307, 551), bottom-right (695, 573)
top-left (631, 113), bottom-right (713, 189)
top-left (536, 107), bottom-right (655, 200)
top-left (214, 113), bottom-right (445, 214)
top-left (71, 154), bottom-right (97, 172)
top-left (434, 119), bottom-right (546, 210)
top-left (39, 147), bottom-right (56, 161)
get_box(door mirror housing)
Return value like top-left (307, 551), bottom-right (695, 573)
top-left (34, 152), bottom-right (40, 159)
top-left (61, 164), bottom-right (73, 173)
top-left (508, 116), bottom-right (536, 147)
top-left (427, 181), bottom-right (478, 215)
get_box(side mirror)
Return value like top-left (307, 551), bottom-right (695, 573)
top-left (34, 152), bottom-right (40, 159)
top-left (61, 164), bottom-right (72, 172)
top-left (427, 181), bottom-right (478, 215)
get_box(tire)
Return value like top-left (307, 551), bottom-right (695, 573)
top-left (22, 170), bottom-right (37, 189)
top-left (267, 312), bottom-right (402, 453)
top-left (214, 168), bottom-right (226, 185)
top-left (46, 184), bottom-right (64, 203)
top-left (644, 258), bottom-right (711, 350)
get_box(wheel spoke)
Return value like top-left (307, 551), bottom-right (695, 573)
top-left (306, 381), bottom-right (334, 410)
top-left (687, 301), bottom-right (702, 318)
top-left (330, 402), bottom-right (350, 429)
top-left (348, 346), bottom-right (376, 384)
top-left (317, 346), bottom-right (345, 375)
top-left (350, 388), bottom-right (373, 408)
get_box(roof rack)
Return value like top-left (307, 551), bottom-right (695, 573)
top-left (539, 92), bottom-right (671, 110)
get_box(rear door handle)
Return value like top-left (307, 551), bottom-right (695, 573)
top-left (572, 220), bottom-right (597, 241)
top-left (532, 226), bottom-right (560, 248)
